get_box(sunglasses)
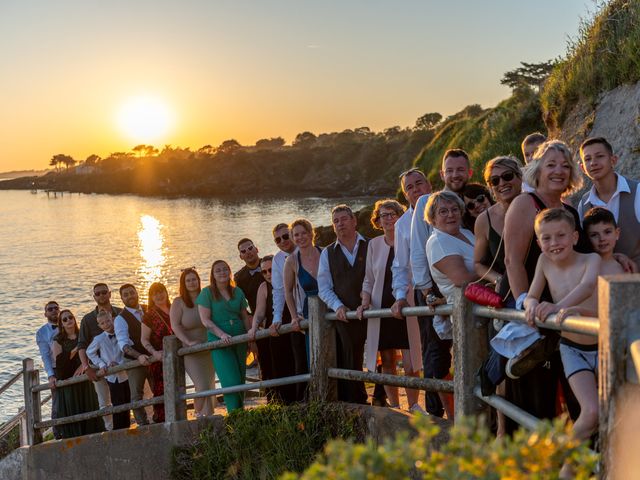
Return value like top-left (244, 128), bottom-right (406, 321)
top-left (46, 306), bottom-right (59, 312)
top-left (465, 194), bottom-right (488, 211)
top-left (261, 268), bottom-right (272, 275)
top-left (274, 233), bottom-right (290, 244)
top-left (489, 170), bottom-right (517, 187)
top-left (239, 245), bottom-right (255, 254)
top-left (94, 290), bottom-right (110, 296)
top-left (61, 315), bottom-right (75, 323)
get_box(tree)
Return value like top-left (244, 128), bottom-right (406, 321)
top-left (293, 131), bottom-right (317, 148)
top-left (255, 137), bottom-right (286, 149)
top-left (85, 154), bottom-right (101, 166)
top-left (501, 60), bottom-right (556, 92)
top-left (414, 112), bottom-right (442, 130)
top-left (198, 144), bottom-right (215, 155)
top-left (217, 139), bottom-right (242, 154)
top-left (383, 126), bottom-right (402, 139)
top-left (49, 154), bottom-right (75, 171)
top-left (132, 144), bottom-right (159, 157)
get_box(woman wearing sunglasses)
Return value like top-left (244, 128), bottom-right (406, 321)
top-left (473, 156), bottom-right (523, 292)
top-left (52, 309), bottom-right (104, 438)
top-left (462, 183), bottom-right (494, 231)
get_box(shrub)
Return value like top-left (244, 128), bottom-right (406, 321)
top-left (541, 0), bottom-right (640, 130)
top-left (283, 415), bottom-right (598, 480)
top-left (171, 402), bottom-right (366, 480)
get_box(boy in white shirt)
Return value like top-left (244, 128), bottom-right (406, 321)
top-left (87, 310), bottom-right (131, 430)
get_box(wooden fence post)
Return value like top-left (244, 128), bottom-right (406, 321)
top-left (22, 358), bottom-right (42, 445)
top-left (451, 287), bottom-right (490, 420)
top-left (163, 335), bottom-right (187, 423)
top-left (598, 274), bottom-right (640, 478)
top-left (308, 296), bottom-right (337, 402)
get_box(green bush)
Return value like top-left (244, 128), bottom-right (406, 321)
top-left (541, 0), bottom-right (640, 130)
top-left (283, 415), bottom-right (598, 480)
top-left (171, 402), bottom-right (366, 480)
top-left (0, 423), bottom-right (20, 459)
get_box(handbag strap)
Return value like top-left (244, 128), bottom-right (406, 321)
top-left (471, 234), bottom-right (504, 285)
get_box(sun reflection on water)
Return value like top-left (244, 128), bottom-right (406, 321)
top-left (137, 214), bottom-right (165, 294)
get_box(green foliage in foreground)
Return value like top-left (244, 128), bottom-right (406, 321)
top-left (542, 0), bottom-right (640, 130)
top-left (283, 415), bottom-right (598, 480)
top-left (171, 402), bottom-right (366, 480)
top-left (413, 88), bottom-right (544, 188)
top-left (0, 424), bottom-right (20, 459)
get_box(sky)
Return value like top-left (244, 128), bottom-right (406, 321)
top-left (0, 0), bottom-right (595, 171)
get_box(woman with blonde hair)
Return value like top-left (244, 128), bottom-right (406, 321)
top-left (356, 199), bottom-right (422, 411)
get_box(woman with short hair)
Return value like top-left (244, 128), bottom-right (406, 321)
top-left (462, 183), bottom-right (494, 231)
top-left (357, 199), bottom-right (422, 411)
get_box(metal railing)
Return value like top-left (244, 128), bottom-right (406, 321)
top-left (17, 274), bottom-right (640, 479)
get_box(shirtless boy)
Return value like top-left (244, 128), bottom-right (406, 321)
top-left (583, 207), bottom-right (625, 276)
top-left (524, 208), bottom-right (601, 444)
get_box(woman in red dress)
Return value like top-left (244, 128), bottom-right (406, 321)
top-left (141, 282), bottom-right (173, 423)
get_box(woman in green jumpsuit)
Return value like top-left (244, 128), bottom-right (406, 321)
top-left (197, 259), bottom-right (252, 412)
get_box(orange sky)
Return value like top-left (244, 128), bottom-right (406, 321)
top-left (0, 1), bottom-right (591, 171)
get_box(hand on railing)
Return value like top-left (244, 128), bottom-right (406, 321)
top-left (335, 306), bottom-right (348, 322)
top-left (290, 316), bottom-right (303, 331)
top-left (390, 299), bottom-right (408, 319)
top-left (84, 365), bottom-right (98, 382)
top-left (219, 333), bottom-right (232, 344)
top-left (268, 323), bottom-right (280, 336)
top-left (48, 376), bottom-right (57, 390)
top-left (356, 304), bottom-right (369, 321)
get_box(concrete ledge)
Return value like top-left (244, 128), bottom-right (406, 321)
top-left (2, 404), bottom-right (451, 480)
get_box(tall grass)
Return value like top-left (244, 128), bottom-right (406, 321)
top-left (541, 0), bottom-right (640, 130)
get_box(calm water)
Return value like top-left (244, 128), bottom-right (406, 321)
top-left (0, 190), bottom-right (372, 422)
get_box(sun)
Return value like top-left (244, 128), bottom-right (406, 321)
top-left (117, 95), bottom-right (173, 144)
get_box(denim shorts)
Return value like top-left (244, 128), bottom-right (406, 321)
top-left (559, 338), bottom-right (598, 380)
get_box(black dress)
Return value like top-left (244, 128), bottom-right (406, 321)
top-left (54, 335), bottom-right (104, 438)
top-left (378, 247), bottom-right (409, 350)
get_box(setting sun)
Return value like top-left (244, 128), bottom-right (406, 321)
top-left (117, 95), bottom-right (173, 144)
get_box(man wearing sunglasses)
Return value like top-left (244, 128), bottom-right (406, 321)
top-left (234, 238), bottom-right (270, 377)
top-left (35, 300), bottom-right (61, 438)
top-left (270, 223), bottom-right (308, 401)
top-left (78, 283), bottom-right (122, 431)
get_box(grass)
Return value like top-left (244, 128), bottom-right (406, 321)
top-left (171, 402), bottom-right (366, 480)
top-left (0, 424), bottom-right (20, 459)
top-left (541, 0), bottom-right (640, 131)
top-left (413, 87), bottom-right (544, 187)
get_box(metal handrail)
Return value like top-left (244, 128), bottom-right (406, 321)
top-left (178, 320), bottom-right (309, 357)
top-left (183, 374), bottom-right (311, 400)
top-left (473, 386), bottom-right (541, 431)
top-left (324, 305), bottom-right (453, 321)
top-left (327, 368), bottom-right (454, 393)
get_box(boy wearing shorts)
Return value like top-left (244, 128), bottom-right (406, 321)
top-left (524, 208), bottom-right (601, 443)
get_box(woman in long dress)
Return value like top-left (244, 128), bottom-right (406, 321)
top-left (170, 268), bottom-right (216, 417)
top-left (357, 199), bottom-right (422, 411)
top-left (52, 309), bottom-right (104, 438)
top-left (141, 282), bottom-right (173, 423)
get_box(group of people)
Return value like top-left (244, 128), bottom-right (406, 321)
top-left (36, 133), bottom-right (638, 452)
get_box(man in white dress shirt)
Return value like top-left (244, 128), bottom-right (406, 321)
top-left (269, 222), bottom-right (308, 401)
top-left (318, 205), bottom-right (369, 404)
top-left (35, 300), bottom-right (61, 438)
top-left (114, 284), bottom-right (152, 425)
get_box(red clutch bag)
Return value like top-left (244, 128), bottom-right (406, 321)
top-left (464, 283), bottom-right (504, 308)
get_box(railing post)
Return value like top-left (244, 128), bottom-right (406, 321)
top-left (163, 335), bottom-right (187, 423)
top-left (451, 287), bottom-right (489, 420)
top-left (598, 274), bottom-right (640, 478)
top-left (22, 358), bottom-right (42, 445)
top-left (308, 296), bottom-right (337, 402)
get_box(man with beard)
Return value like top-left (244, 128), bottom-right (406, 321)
top-left (114, 283), bottom-right (153, 426)
top-left (78, 283), bottom-right (122, 430)
top-left (35, 300), bottom-right (62, 438)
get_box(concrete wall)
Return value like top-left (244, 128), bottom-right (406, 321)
top-left (0, 406), bottom-right (450, 480)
